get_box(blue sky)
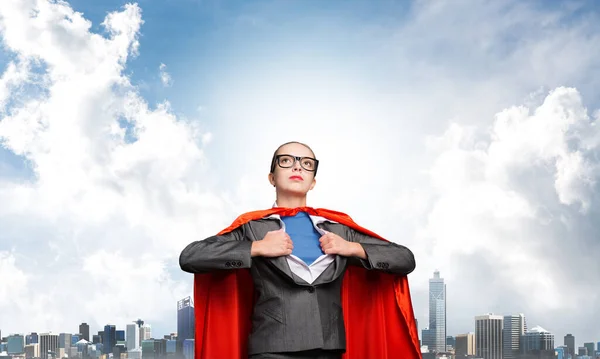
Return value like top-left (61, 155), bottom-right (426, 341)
top-left (1, 0), bottom-right (600, 349)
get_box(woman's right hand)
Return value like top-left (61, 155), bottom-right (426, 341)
top-left (251, 228), bottom-right (293, 257)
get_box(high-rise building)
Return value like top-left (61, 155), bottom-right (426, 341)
top-left (24, 343), bottom-right (40, 359)
top-left (421, 328), bottom-right (433, 349)
top-left (58, 333), bottom-right (71, 349)
top-left (39, 333), bottom-right (59, 359)
top-left (79, 323), bottom-right (89, 342)
top-left (446, 336), bottom-right (455, 350)
top-left (428, 270), bottom-right (446, 353)
top-left (555, 346), bottom-right (566, 359)
top-left (139, 325), bottom-right (151, 347)
top-left (455, 333), bottom-right (475, 357)
top-left (71, 334), bottom-right (80, 346)
top-left (26, 333), bottom-right (38, 345)
top-left (141, 340), bottom-right (155, 359)
top-left (584, 342), bottom-right (595, 357)
top-left (183, 339), bottom-right (194, 359)
top-left (126, 324), bottom-right (140, 351)
top-left (166, 340), bottom-right (177, 356)
top-left (116, 330), bottom-right (125, 342)
top-left (7, 335), bottom-right (25, 354)
top-left (564, 333), bottom-right (575, 358)
top-left (102, 325), bottom-right (116, 354)
top-left (522, 326), bottom-right (554, 358)
top-left (177, 297), bottom-right (195, 342)
top-left (475, 314), bottom-right (503, 359)
top-left (502, 314), bottom-right (526, 359)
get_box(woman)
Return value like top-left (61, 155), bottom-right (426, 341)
top-left (179, 141), bottom-right (419, 359)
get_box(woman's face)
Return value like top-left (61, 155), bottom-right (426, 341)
top-left (269, 142), bottom-right (317, 196)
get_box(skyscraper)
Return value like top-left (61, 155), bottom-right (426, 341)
top-left (564, 334), bottom-right (575, 359)
top-left (139, 325), bottom-right (152, 347)
top-left (39, 333), bottom-right (59, 359)
top-left (58, 334), bottom-right (71, 349)
top-left (126, 324), bottom-right (140, 350)
top-left (584, 342), bottom-right (595, 357)
top-left (177, 297), bottom-right (195, 342)
top-left (502, 314), bottom-right (526, 359)
top-left (428, 270), bottom-right (446, 353)
top-left (79, 323), bottom-right (89, 342)
top-left (103, 325), bottom-right (116, 354)
top-left (475, 314), bottom-right (503, 359)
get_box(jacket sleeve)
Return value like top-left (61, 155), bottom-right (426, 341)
top-left (179, 225), bottom-right (253, 273)
top-left (347, 227), bottom-right (416, 275)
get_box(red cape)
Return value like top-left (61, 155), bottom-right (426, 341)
top-left (193, 207), bottom-right (422, 359)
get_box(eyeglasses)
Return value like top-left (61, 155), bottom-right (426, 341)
top-left (271, 154), bottom-right (319, 173)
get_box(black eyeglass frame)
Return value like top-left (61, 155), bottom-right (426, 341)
top-left (270, 154), bottom-right (319, 175)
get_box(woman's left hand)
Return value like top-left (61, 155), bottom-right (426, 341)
top-left (319, 232), bottom-right (366, 259)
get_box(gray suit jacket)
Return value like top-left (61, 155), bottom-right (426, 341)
top-left (179, 216), bottom-right (416, 355)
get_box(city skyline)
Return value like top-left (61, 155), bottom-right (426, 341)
top-left (1, 0), bottom-right (600, 345)
top-left (2, 285), bottom-right (598, 356)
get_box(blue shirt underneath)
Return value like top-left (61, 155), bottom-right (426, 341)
top-left (281, 211), bottom-right (324, 265)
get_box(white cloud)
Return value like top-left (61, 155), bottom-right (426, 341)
top-left (405, 87), bottom-right (600, 339)
top-left (0, 0), bottom-right (221, 334)
top-left (0, 251), bottom-right (28, 307)
top-left (159, 63), bottom-right (172, 87)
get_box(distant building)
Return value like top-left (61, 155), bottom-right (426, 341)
top-left (79, 323), bottom-right (90, 342)
top-left (103, 325), bottom-right (116, 354)
top-left (39, 333), bottom-right (59, 359)
top-left (71, 334), bottom-right (80, 346)
top-left (564, 334), bottom-right (575, 359)
top-left (475, 314), bottom-right (503, 359)
top-left (428, 270), bottom-right (446, 353)
top-left (26, 333), bottom-right (38, 345)
top-left (127, 347), bottom-right (142, 359)
top-left (455, 333), bottom-right (475, 357)
top-left (554, 346), bottom-right (566, 359)
top-left (126, 324), bottom-right (140, 351)
top-left (24, 343), bottom-right (40, 359)
top-left (183, 339), bottom-right (194, 359)
top-left (58, 333), bottom-right (71, 349)
top-left (522, 326), bottom-right (554, 358)
top-left (7, 335), bottom-right (25, 354)
top-left (446, 336), bottom-right (455, 350)
top-left (422, 328), bottom-right (434, 349)
top-left (502, 314), bottom-right (526, 359)
top-left (584, 342), bottom-right (595, 358)
top-left (178, 297), bottom-right (195, 342)
top-left (139, 325), bottom-right (151, 347)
